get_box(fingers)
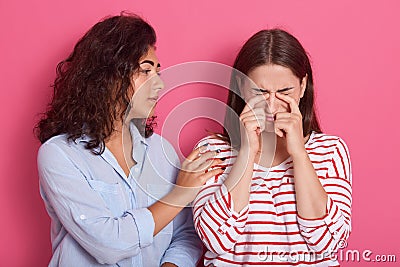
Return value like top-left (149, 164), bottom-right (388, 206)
top-left (241, 117), bottom-right (265, 133)
top-left (274, 116), bottom-right (302, 138)
top-left (240, 106), bottom-right (266, 132)
top-left (197, 157), bottom-right (224, 172)
top-left (199, 167), bottom-right (225, 183)
top-left (185, 150), bottom-right (219, 170)
top-left (274, 119), bottom-right (288, 137)
top-left (186, 146), bottom-right (204, 161)
top-left (240, 107), bottom-right (266, 119)
top-left (275, 92), bottom-right (301, 115)
top-left (240, 109), bottom-right (266, 124)
top-left (242, 94), bottom-right (268, 114)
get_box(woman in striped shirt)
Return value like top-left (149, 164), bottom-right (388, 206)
top-left (193, 29), bottom-right (352, 266)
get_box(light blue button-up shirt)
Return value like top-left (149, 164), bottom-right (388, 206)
top-left (37, 122), bottom-right (202, 266)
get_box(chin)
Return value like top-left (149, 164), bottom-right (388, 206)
top-left (148, 108), bottom-right (156, 117)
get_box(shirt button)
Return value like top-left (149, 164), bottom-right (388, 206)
top-left (134, 167), bottom-right (139, 172)
top-left (80, 215), bottom-right (86, 220)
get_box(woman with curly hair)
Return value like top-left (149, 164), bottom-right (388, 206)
top-left (36, 13), bottom-right (223, 267)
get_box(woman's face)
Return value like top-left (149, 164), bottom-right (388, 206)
top-left (129, 46), bottom-right (164, 118)
top-left (243, 64), bottom-right (307, 115)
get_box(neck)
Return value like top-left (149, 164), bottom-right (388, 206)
top-left (105, 119), bottom-right (131, 149)
top-left (255, 132), bottom-right (289, 167)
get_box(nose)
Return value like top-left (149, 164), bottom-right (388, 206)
top-left (152, 73), bottom-right (164, 91)
top-left (266, 93), bottom-right (277, 114)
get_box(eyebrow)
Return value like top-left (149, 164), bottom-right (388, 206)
top-left (140, 60), bottom-right (161, 68)
top-left (251, 87), bottom-right (294, 93)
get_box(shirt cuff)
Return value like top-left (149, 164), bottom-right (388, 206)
top-left (126, 208), bottom-right (155, 248)
top-left (215, 184), bottom-right (249, 235)
top-left (161, 251), bottom-right (199, 267)
top-left (297, 196), bottom-right (343, 237)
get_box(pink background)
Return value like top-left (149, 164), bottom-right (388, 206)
top-left (1, 0), bottom-right (399, 266)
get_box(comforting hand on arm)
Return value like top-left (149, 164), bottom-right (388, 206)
top-left (148, 148), bottom-right (223, 235)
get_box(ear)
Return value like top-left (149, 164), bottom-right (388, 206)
top-left (129, 76), bottom-right (137, 94)
top-left (300, 74), bottom-right (308, 98)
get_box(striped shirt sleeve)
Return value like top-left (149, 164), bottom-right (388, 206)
top-left (192, 137), bottom-right (249, 254)
top-left (297, 138), bottom-right (352, 254)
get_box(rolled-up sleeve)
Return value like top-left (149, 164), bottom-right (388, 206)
top-left (192, 138), bottom-right (249, 255)
top-left (193, 182), bottom-right (249, 255)
top-left (160, 207), bottom-right (203, 267)
top-left (38, 142), bottom-right (155, 264)
top-left (159, 138), bottom-right (203, 266)
top-left (297, 138), bottom-right (352, 254)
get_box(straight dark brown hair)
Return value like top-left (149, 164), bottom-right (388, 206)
top-left (224, 29), bottom-right (321, 148)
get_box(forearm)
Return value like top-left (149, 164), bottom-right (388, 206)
top-left (292, 150), bottom-right (328, 219)
top-left (161, 207), bottom-right (202, 267)
top-left (148, 187), bottom-right (191, 236)
top-left (224, 148), bottom-right (255, 212)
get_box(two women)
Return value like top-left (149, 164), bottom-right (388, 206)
top-left (37, 13), bottom-right (352, 267)
top-left (193, 29), bottom-right (352, 266)
top-left (36, 13), bottom-right (222, 266)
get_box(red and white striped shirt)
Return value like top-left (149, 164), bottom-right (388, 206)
top-left (193, 132), bottom-right (352, 266)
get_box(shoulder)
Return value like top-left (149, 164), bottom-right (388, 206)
top-left (308, 132), bottom-right (351, 159)
top-left (37, 134), bottom-right (94, 170)
top-left (195, 135), bottom-right (237, 162)
top-left (195, 134), bottom-right (232, 150)
top-left (147, 133), bottom-right (176, 154)
top-left (38, 134), bottom-right (71, 159)
top-left (37, 135), bottom-right (77, 178)
top-left (146, 133), bottom-right (179, 165)
top-left (309, 132), bottom-right (349, 149)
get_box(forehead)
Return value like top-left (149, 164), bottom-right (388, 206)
top-left (247, 64), bottom-right (298, 87)
top-left (140, 46), bottom-right (160, 66)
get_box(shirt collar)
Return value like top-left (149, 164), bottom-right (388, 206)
top-left (73, 134), bottom-right (90, 144)
top-left (129, 120), bottom-right (148, 147)
top-left (72, 120), bottom-right (149, 146)
top-left (129, 120), bottom-right (148, 167)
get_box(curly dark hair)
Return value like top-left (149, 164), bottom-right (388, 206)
top-left (35, 12), bottom-right (157, 154)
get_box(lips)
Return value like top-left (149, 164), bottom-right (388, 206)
top-left (266, 113), bottom-right (275, 121)
top-left (148, 97), bottom-right (158, 102)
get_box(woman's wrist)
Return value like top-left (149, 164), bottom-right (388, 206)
top-left (166, 186), bottom-right (197, 207)
top-left (290, 148), bottom-right (309, 162)
top-left (238, 146), bottom-right (258, 160)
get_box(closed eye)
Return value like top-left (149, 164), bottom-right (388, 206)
top-left (252, 88), bottom-right (268, 95)
top-left (277, 87), bottom-right (294, 94)
top-left (251, 87), bottom-right (294, 95)
top-left (140, 69), bottom-right (151, 74)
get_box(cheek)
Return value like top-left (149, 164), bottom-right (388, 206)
top-left (292, 95), bottom-right (301, 105)
top-left (241, 89), bottom-right (252, 102)
top-left (278, 101), bottom-right (290, 111)
top-left (288, 91), bottom-right (302, 105)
